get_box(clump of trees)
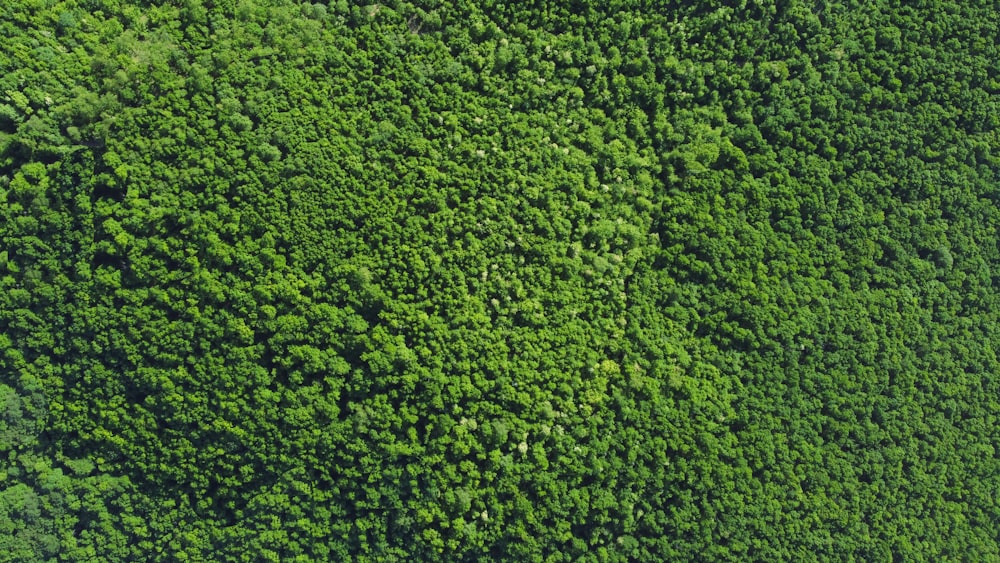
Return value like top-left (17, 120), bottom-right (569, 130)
top-left (2, 0), bottom-right (999, 560)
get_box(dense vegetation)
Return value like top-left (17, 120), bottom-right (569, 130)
top-left (2, 0), bottom-right (999, 560)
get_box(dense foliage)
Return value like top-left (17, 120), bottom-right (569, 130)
top-left (2, 0), bottom-right (1000, 560)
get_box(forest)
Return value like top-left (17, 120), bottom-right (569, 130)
top-left (2, 0), bottom-right (1000, 560)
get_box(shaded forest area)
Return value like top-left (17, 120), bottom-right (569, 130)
top-left (2, 0), bottom-right (1000, 560)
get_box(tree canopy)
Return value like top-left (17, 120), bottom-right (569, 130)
top-left (2, 0), bottom-right (1000, 560)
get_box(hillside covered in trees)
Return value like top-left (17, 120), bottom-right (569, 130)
top-left (2, 0), bottom-right (1000, 560)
